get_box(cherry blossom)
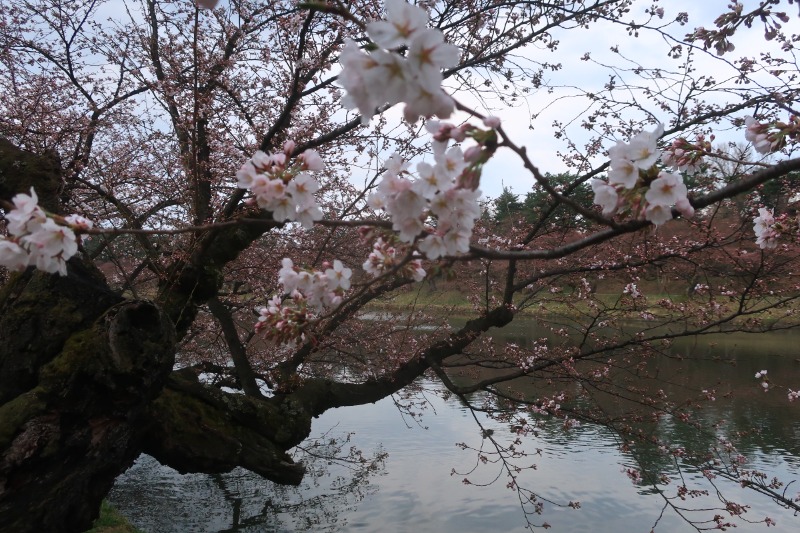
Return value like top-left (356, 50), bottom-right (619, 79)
top-left (643, 171), bottom-right (688, 225)
top-left (4, 188), bottom-right (46, 235)
top-left (483, 116), bottom-right (502, 129)
top-left (325, 260), bottom-right (353, 291)
top-left (593, 125), bottom-right (692, 226)
top-left (755, 369), bottom-right (771, 392)
top-left (607, 124), bottom-right (664, 189)
top-left (367, 126), bottom-right (485, 260)
top-left (626, 124), bottom-right (664, 168)
top-left (591, 180), bottom-right (619, 215)
top-left (0, 240), bottom-right (28, 271)
top-left (607, 156), bottom-right (640, 189)
top-left (366, 0), bottom-right (429, 49)
top-left (1, 188), bottom-right (88, 276)
top-left (256, 257), bottom-right (354, 343)
top-left (753, 208), bottom-right (779, 249)
top-left (745, 116), bottom-right (777, 154)
top-left (361, 237), bottom-right (425, 280)
top-left (236, 145), bottom-right (325, 228)
top-left (661, 135), bottom-right (710, 175)
top-left (338, 0), bottom-right (460, 123)
top-left (406, 29), bottom-right (460, 91)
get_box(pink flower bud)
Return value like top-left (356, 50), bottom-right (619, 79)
top-left (450, 126), bottom-right (468, 142)
top-left (463, 146), bottom-right (482, 163)
top-left (483, 116), bottom-right (501, 129)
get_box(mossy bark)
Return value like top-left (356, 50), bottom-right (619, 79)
top-left (0, 269), bottom-right (176, 533)
top-left (141, 370), bottom-right (309, 486)
top-left (0, 140), bottom-right (177, 533)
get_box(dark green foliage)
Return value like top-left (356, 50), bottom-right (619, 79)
top-left (493, 186), bottom-right (524, 223)
top-left (522, 172), bottom-right (593, 229)
top-left (758, 171), bottom-right (800, 213)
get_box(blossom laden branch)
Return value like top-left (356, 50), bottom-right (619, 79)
top-left (236, 141), bottom-right (325, 229)
top-left (0, 188), bottom-right (92, 275)
top-left (256, 258), bottom-right (353, 344)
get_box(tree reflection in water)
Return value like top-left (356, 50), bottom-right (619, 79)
top-left (109, 328), bottom-right (800, 532)
top-left (108, 428), bottom-right (386, 532)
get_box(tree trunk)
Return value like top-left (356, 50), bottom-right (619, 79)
top-left (0, 140), bottom-right (177, 532)
top-left (0, 265), bottom-right (177, 533)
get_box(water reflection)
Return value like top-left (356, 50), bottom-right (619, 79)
top-left (109, 434), bottom-right (386, 532)
top-left (109, 324), bottom-right (800, 532)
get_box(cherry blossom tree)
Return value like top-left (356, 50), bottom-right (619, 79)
top-left (1, 0), bottom-right (800, 531)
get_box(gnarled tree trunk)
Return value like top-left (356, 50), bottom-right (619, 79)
top-left (0, 141), bottom-right (311, 532)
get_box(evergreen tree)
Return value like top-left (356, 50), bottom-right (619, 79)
top-left (493, 186), bottom-right (523, 223)
top-left (522, 173), bottom-right (593, 229)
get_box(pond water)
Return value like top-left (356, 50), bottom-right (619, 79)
top-left (108, 324), bottom-right (800, 532)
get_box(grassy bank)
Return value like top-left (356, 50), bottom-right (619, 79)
top-left (368, 282), bottom-right (795, 323)
top-left (84, 501), bottom-right (142, 533)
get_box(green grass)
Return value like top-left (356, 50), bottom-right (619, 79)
top-left (372, 283), bottom-right (650, 309)
top-left (84, 501), bottom-right (143, 533)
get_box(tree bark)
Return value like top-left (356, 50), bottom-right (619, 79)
top-left (0, 140), bottom-right (177, 532)
top-left (0, 267), bottom-right (176, 533)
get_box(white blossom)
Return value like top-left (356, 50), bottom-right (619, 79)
top-left (591, 180), bottom-right (619, 215)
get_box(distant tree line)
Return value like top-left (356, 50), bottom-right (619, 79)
top-left (490, 173), bottom-right (594, 229)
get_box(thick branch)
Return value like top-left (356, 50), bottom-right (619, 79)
top-left (142, 369), bottom-right (310, 486)
top-left (293, 305), bottom-right (515, 416)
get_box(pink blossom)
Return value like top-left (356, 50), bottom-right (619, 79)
top-left (299, 149), bottom-right (324, 171)
top-left (645, 171), bottom-right (688, 207)
top-left (418, 234), bottom-right (447, 259)
top-left (325, 260), bottom-right (353, 291)
top-left (483, 116), bottom-right (501, 129)
top-left (295, 200), bottom-right (324, 229)
top-left (591, 180), bottom-right (619, 215)
top-left (0, 240), bottom-right (29, 271)
top-left (644, 203), bottom-right (673, 226)
top-left (5, 188), bottom-right (46, 235)
top-left (406, 29), bottom-right (460, 91)
top-left (607, 155), bottom-right (640, 189)
top-left (286, 172), bottom-right (319, 206)
top-left (366, 0), bottom-right (429, 49)
top-left (626, 124), bottom-right (664, 168)
top-left (745, 116), bottom-right (774, 154)
top-left (753, 208), bottom-right (779, 249)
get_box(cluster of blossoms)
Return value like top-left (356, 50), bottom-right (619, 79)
top-left (622, 467), bottom-right (643, 485)
top-left (0, 188), bottom-right (92, 276)
top-left (623, 282), bottom-right (642, 298)
top-left (338, 0), bottom-right (460, 124)
top-left (255, 258), bottom-right (352, 343)
top-left (755, 369), bottom-right (769, 391)
top-left (743, 115), bottom-right (800, 248)
top-left (236, 141), bottom-right (324, 228)
top-left (744, 115), bottom-right (799, 155)
top-left (591, 124), bottom-right (694, 226)
top-left (362, 236), bottom-right (426, 281)
top-left (366, 119), bottom-right (497, 262)
top-left (752, 208), bottom-right (784, 249)
top-left (661, 134), bottom-right (712, 175)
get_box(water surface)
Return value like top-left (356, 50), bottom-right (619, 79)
top-left (109, 326), bottom-right (800, 532)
